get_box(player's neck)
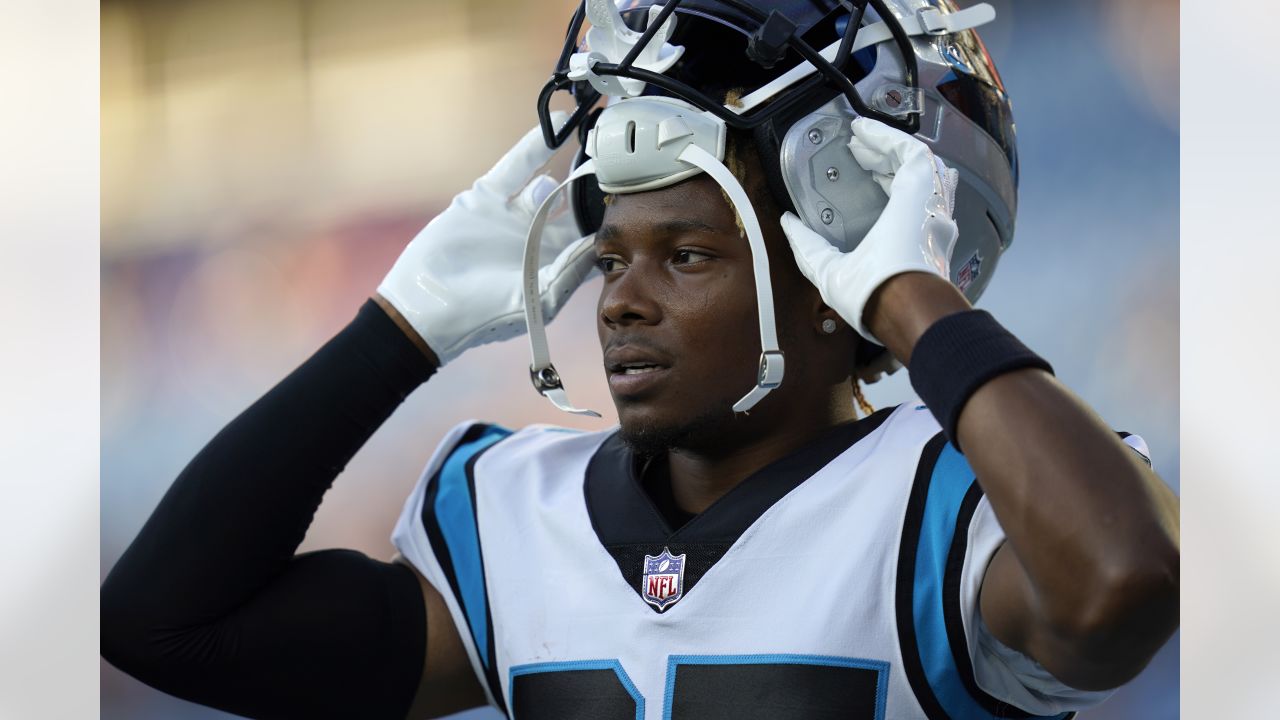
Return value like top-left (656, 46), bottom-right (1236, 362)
top-left (665, 399), bottom-right (856, 515)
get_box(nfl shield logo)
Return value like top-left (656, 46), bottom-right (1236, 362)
top-left (641, 548), bottom-right (686, 611)
top-left (956, 251), bottom-right (983, 293)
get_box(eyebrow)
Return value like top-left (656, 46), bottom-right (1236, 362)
top-left (595, 217), bottom-right (725, 244)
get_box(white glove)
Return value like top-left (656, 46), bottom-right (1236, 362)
top-left (377, 113), bottom-right (596, 366)
top-left (781, 117), bottom-right (959, 345)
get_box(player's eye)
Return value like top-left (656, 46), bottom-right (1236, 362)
top-left (672, 249), bottom-right (713, 266)
top-left (596, 255), bottom-right (626, 273)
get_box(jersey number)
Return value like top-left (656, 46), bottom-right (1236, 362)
top-left (510, 654), bottom-right (888, 720)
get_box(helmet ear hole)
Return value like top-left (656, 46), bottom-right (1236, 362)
top-left (570, 144), bottom-right (608, 237)
top-left (752, 119), bottom-right (797, 216)
top-left (570, 106), bottom-right (607, 237)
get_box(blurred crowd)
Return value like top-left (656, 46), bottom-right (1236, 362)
top-left (101, 0), bottom-right (1180, 717)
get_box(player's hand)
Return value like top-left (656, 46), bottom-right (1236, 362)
top-left (780, 117), bottom-right (959, 345)
top-left (377, 112), bottom-right (596, 366)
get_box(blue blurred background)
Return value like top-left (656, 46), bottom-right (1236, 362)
top-left (100, 0), bottom-right (1179, 717)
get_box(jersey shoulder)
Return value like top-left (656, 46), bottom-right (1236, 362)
top-left (395, 419), bottom-right (611, 536)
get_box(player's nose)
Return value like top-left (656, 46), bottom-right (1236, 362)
top-left (599, 261), bottom-right (662, 329)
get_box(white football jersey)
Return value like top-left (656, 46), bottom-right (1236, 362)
top-left (393, 402), bottom-right (1137, 719)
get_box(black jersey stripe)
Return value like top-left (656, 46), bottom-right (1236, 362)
top-left (420, 422), bottom-right (511, 715)
top-left (464, 438), bottom-right (510, 716)
top-left (896, 433), bottom-right (951, 720)
top-left (941, 483), bottom-right (1041, 718)
top-left (898, 434), bottom-right (1071, 720)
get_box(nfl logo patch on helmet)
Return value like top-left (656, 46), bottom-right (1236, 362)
top-left (956, 251), bottom-right (983, 294)
top-left (641, 548), bottom-right (686, 611)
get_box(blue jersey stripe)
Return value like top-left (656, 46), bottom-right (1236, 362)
top-left (913, 442), bottom-right (985, 718)
top-left (434, 425), bottom-right (510, 668)
top-left (913, 442), bottom-right (1068, 720)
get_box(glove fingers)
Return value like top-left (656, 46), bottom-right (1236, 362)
top-left (780, 212), bottom-right (842, 285)
top-left (516, 174), bottom-right (562, 217)
top-left (537, 235), bottom-right (598, 316)
top-left (849, 118), bottom-right (914, 169)
top-left (850, 118), bottom-right (939, 192)
top-left (869, 170), bottom-right (895, 198)
top-left (848, 119), bottom-right (917, 196)
top-left (476, 111), bottom-right (570, 197)
top-left (847, 138), bottom-right (896, 196)
top-left (880, 143), bottom-right (950, 213)
top-left (520, 172), bottom-right (585, 252)
top-left (885, 154), bottom-right (955, 224)
top-left (847, 132), bottom-right (894, 178)
top-left (851, 116), bottom-right (916, 159)
top-left (941, 165), bottom-right (959, 216)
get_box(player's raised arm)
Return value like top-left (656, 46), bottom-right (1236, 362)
top-left (783, 117), bottom-right (1179, 692)
top-left (99, 118), bottom-right (596, 719)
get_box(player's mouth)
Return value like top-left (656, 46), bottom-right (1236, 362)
top-left (604, 346), bottom-right (673, 397)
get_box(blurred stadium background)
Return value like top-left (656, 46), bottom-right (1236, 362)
top-left (100, 0), bottom-right (1179, 717)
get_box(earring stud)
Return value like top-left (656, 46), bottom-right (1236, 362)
top-left (821, 318), bottom-right (837, 334)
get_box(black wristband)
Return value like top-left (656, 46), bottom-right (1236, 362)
top-left (908, 310), bottom-right (1053, 449)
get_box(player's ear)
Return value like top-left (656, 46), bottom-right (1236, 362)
top-left (811, 299), bottom-right (861, 383)
top-left (812, 299), bottom-right (846, 338)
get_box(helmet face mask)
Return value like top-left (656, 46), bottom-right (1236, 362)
top-left (523, 0), bottom-right (1018, 414)
top-left (537, 0), bottom-right (922, 149)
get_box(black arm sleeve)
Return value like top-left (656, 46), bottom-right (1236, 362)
top-left (101, 299), bottom-right (438, 720)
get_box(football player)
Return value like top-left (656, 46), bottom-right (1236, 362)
top-left (101, 2), bottom-right (1179, 719)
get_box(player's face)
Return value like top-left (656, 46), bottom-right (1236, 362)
top-left (595, 172), bottom-right (817, 452)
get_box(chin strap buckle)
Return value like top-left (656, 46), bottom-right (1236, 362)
top-left (732, 350), bottom-right (787, 414)
top-left (528, 363), bottom-right (601, 418)
top-left (530, 364), bottom-right (564, 394)
top-left (757, 350), bottom-right (785, 389)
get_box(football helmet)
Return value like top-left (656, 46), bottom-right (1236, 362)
top-left (522, 0), bottom-right (1017, 415)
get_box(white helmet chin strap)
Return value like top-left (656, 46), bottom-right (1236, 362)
top-left (522, 99), bottom-right (785, 417)
top-left (522, 160), bottom-right (603, 418)
top-left (677, 143), bottom-right (785, 414)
